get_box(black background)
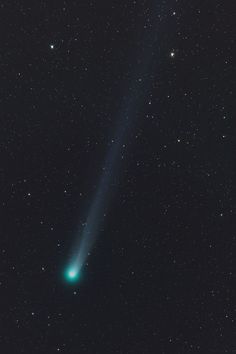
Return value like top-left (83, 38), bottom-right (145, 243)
top-left (0, 1), bottom-right (235, 353)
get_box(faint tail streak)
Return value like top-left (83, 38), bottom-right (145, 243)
top-left (66, 9), bottom-right (161, 276)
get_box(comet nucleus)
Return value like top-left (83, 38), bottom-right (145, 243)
top-left (65, 267), bottom-right (80, 282)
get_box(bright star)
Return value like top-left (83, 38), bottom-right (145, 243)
top-left (50, 44), bottom-right (54, 49)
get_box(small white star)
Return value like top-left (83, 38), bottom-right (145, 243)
top-left (170, 51), bottom-right (175, 58)
top-left (50, 44), bottom-right (54, 49)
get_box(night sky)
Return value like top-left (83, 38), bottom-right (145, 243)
top-left (1, 1), bottom-right (235, 353)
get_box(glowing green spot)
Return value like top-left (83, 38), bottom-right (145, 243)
top-left (64, 267), bottom-right (79, 282)
top-left (69, 270), bottom-right (76, 278)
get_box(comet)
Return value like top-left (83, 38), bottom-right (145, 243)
top-left (64, 16), bottom-right (158, 282)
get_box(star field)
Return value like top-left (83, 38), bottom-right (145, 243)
top-left (0, 1), bottom-right (235, 353)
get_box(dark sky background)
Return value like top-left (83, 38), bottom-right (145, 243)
top-left (0, 1), bottom-right (235, 353)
